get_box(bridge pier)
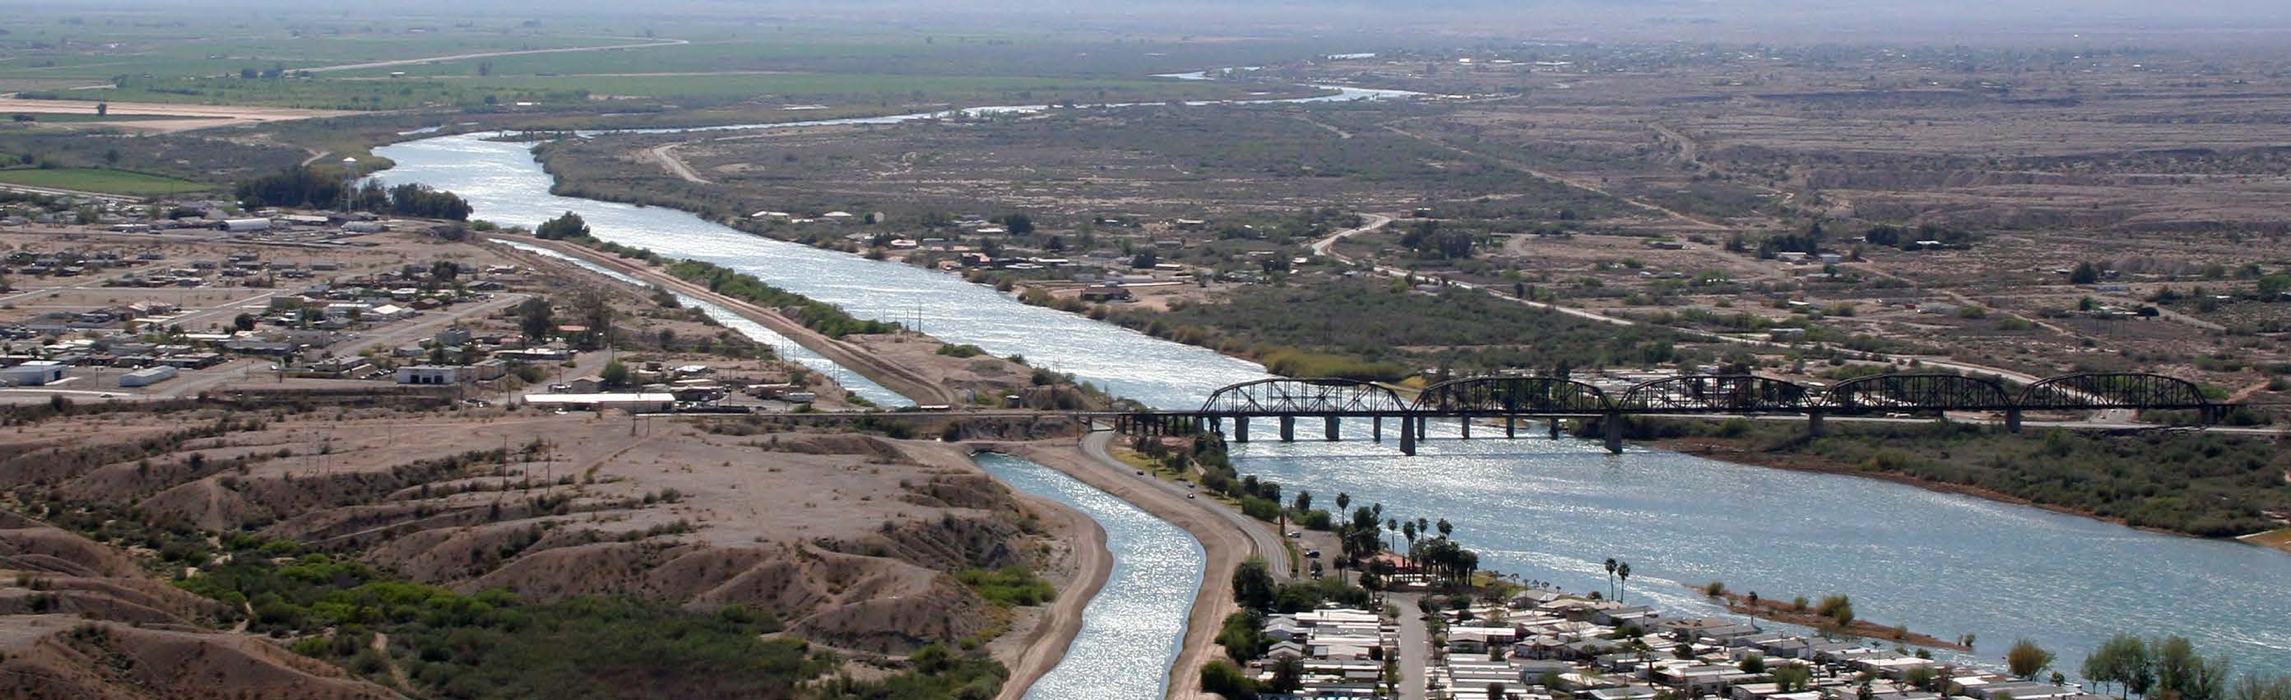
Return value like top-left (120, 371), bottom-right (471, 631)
top-left (1234, 417), bottom-right (1249, 443)
top-left (1460, 417), bottom-right (1471, 440)
top-left (1372, 416), bottom-right (1383, 442)
top-left (1279, 416), bottom-right (1295, 442)
top-left (1549, 419), bottom-right (1561, 440)
top-left (1602, 412), bottom-right (1625, 454)
top-left (2004, 408), bottom-right (2023, 434)
top-left (1399, 415), bottom-right (1417, 456)
top-left (1506, 417), bottom-right (1517, 439)
top-left (1324, 416), bottom-right (1341, 441)
top-left (1210, 417), bottom-right (1223, 436)
top-left (1807, 410), bottom-right (1825, 438)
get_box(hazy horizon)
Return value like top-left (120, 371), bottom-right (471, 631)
top-left (7, 0), bottom-right (2291, 48)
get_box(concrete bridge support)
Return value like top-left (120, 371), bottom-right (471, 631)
top-left (1549, 419), bottom-right (1561, 440)
top-left (1372, 417), bottom-right (1383, 442)
top-left (1399, 416), bottom-right (1417, 456)
top-left (1234, 417), bottom-right (1249, 443)
top-left (1324, 416), bottom-right (1341, 441)
top-left (1460, 418), bottom-right (1471, 439)
top-left (2005, 408), bottom-right (2023, 434)
top-left (1807, 410), bottom-right (1825, 438)
top-left (1602, 412), bottom-right (1625, 455)
top-left (1506, 417), bottom-right (1517, 439)
top-left (1279, 416), bottom-right (1295, 442)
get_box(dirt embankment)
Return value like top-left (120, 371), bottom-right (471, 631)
top-left (0, 406), bottom-right (1072, 656)
top-left (498, 236), bottom-right (960, 405)
top-left (1693, 586), bottom-right (1970, 652)
top-left (842, 333), bottom-right (1111, 411)
top-left (0, 511), bottom-right (400, 700)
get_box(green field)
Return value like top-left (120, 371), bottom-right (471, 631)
top-left (0, 168), bottom-right (211, 195)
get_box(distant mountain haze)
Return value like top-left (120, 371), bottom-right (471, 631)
top-left (10, 0), bottom-right (2287, 45)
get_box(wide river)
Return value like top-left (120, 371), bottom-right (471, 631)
top-left (374, 110), bottom-right (2291, 688)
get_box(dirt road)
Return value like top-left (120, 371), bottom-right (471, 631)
top-left (648, 142), bottom-right (712, 184)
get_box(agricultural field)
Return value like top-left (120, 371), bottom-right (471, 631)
top-left (0, 167), bottom-right (211, 195)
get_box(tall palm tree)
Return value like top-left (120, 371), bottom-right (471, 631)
top-left (1617, 562), bottom-right (1632, 603)
top-left (1603, 558), bottom-right (1618, 599)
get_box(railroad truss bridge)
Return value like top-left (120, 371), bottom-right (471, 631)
top-left (1111, 373), bottom-right (2223, 455)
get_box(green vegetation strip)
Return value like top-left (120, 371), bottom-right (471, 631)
top-left (529, 212), bottom-right (899, 338)
top-left (0, 168), bottom-right (210, 195)
top-left (1638, 418), bottom-right (2291, 538)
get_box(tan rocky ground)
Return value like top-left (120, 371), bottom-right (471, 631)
top-left (0, 510), bottom-right (402, 700)
top-left (0, 399), bottom-right (1102, 696)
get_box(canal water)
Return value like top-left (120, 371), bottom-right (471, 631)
top-left (491, 239), bottom-right (908, 406)
top-left (973, 452), bottom-right (1204, 700)
top-left (373, 109), bottom-right (2291, 685)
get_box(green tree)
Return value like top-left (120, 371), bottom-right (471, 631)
top-left (1603, 558), bottom-right (1618, 599)
top-left (2009, 639), bottom-right (2056, 680)
top-left (1231, 558), bottom-right (1276, 612)
top-left (1740, 654), bottom-right (1767, 674)
top-left (599, 360), bottom-right (630, 388)
top-left (1616, 562), bottom-right (1632, 603)
top-left (232, 313), bottom-right (257, 332)
top-left (1200, 660), bottom-right (1258, 700)
top-left (2070, 261), bottom-right (2101, 285)
top-left (536, 211), bottom-right (591, 241)
top-left (1267, 655), bottom-right (1304, 694)
top-left (516, 297), bottom-right (555, 341)
top-left (1772, 663), bottom-right (1814, 692)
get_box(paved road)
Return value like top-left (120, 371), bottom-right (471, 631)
top-left (1392, 592), bottom-right (1431, 700)
top-left (1080, 431), bottom-right (1294, 580)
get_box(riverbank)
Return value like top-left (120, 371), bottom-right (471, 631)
top-left (984, 437), bottom-right (1270, 700)
top-left (1690, 586), bottom-right (1973, 652)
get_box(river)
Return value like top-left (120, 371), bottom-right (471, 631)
top-left (372, 106), bottom-right (2291, 687)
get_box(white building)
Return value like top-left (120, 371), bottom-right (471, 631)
top-left (0, 362), bottom-right (67, 386)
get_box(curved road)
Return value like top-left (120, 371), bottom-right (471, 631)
top-left (1081, 431), bottom-right (1294, 581)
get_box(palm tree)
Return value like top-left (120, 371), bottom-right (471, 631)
top-left (1402, 521), bottom-right (1420, 568)
top-left (1437, 518), bottom-right (1454, 538)
top-left (1617, 562), bottom-right (1633, 603)
top-left (1336, 492), bottom-right (1350, 513)
top-left (1604, 558), bottom-right (1619, 599)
